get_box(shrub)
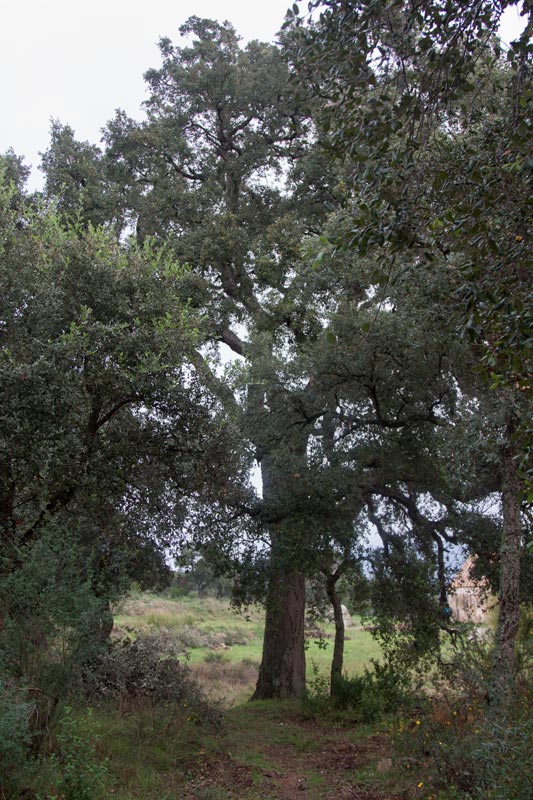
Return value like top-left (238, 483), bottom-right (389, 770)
top-left (397, 702), bottom-right (533, 799)
top-left (331, 661), bottom-right (415, 721)
top-left (50, 707), bottom-right (108, 800)
top-left (204, 651), bottom-right (229, 664)
top-left (394, 635), bottom-right (533, 800)
top-left (469, 717), bottom-right (533, 800)
top-left (84, 633), bottom-right (223, 729)
top-left (0, 533), bottom-right (109, 701)
top-left (303, 660), bottom-right (415, 722)
top-left (0, 679), bottom-right (33, 797)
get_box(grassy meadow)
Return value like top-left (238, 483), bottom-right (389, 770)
top-left (113, 591), bottom-right (382, 704)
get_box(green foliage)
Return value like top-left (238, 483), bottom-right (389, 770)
top-left (50, 707), bottom-right (108, 800)
top-left (304, 659), bottom-right (414, 722)
top-left (171, 552), bottom-right (234, 599)
top-left (397, 695), bottom-right (533, 799)
top-left (333, 661), bottom-right (415, 720)
top-left (288, 0), bottom-right (532, 439)
top-left (0, 679), bottom-right (33, 797)
top-left (0, 167), bottom-right (248, 788)
top-left (0, 172), bottom-right (247, 594)
top-left (41, 121), bottom-right (127, 232)
top-left (468, 718), bottom-right (533, 800)
top-left (0, 531), bottom-right (109, 697)
top-left (394, 630), bottom-right (533, 799)
top-left (203, 651), bottom-right (229, 664)
top-left (366, 551), bottom-right (444, 668)
top-left (84, 633), bottom-right (224, 730)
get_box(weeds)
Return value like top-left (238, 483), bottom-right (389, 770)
top-left (393, 633), bottom-right (533, 800)
top-left (303, 659), bottom-right (415, 722)
top-left (49, 707), bottom-right (108, 800)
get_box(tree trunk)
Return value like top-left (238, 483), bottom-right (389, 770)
top-left (252, 566), bottom-right (306, 699)
top-left (252, 436), bottom-right (308, 700)
top-left (326, 572), bottom-right (345, 693)
top-left (491, 405), bottom-right (522, 702)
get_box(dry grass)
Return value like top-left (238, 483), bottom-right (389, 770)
top-left (115, 595), bottom-right (186, 618)
top-left (191, 658), bottom-right (260, 705)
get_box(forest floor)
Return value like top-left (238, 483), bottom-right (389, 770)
top-left (175, 700), bottom-right (422, 800)
top-left (88, 593), bottom-right (429, 799)
top-left (94, 697), bottom-right (427, 800)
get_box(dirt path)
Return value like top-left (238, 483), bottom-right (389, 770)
top-left (180, 703), bottom-right (416, 800)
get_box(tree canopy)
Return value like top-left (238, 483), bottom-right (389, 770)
top-left (1, 5), bottom-right (531, 712)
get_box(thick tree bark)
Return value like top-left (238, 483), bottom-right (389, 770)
top-left (252, 446), bottom-right (307, 699)
top-left (491, 406), bottom-right (522, 701)
top-left (252, 566), bottom-right (306, 699)
top-left (325, 570), bottom-right (345, 692)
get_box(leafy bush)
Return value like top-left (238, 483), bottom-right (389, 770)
top-left (397, 702), bottom-right (533, 799)
top-left (84, 633), bottom-right (223, 729)
top-left (394, 635), bottom-right (533, 800)
top-left (0, 533), bottom-right (109, 700)
top-left (332, 661), bottom-right (415, 721)
top-left (204, 651), bottom-right (229, 664)
top-left (469, 717), bottom-right (533, 799)
top-left (303, 660), bottom-right (415, 722)
top-left (0, 679), bottom-right (33, 797)
top-left (50, 707), bottom-right (108, 800)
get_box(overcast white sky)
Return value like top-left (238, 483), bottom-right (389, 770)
top-left (0, 2), bottom-right (525, 190)
top-left (0, 0), bottom-right (293, 188)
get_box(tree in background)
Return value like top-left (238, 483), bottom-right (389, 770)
top-left (97, 18), bottom-right (493, 697)
top-left (33, 11), bottom-right (526, 700)
top-left (285, 0), bottom-right (532, 697)
top-left (0, 165), bottom-right (249, 730)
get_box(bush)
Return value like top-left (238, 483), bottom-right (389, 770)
top-left (204, 651), bottom-right (229, 664)
top-left (397, 702), bottom-right (533, 799)
top-left (469, 717), bottom-right (533, 799)
top-left (331, 661), bottom-right (415, 721)
top-left (303, 660), bottom-right (415, 722)
top-left (50, 707), bottom-right (108, 800)
top-left (0, 533), bottom-right (109, 701)
top-left (84, 633), bottom-right (223, 729)
top-left (394, 635), bottom-right (533, 800)
top-left (0, 679), bottom-right (33, 797)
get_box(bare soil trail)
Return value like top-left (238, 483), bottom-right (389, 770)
top-left (180, 702), bottom-right (417, 800)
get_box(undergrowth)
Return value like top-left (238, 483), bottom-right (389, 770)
top-left (393, 630), bottom-right (533, 800)
top-left (302, 659), bottom-right (417, 722)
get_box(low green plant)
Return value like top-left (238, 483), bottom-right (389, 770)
top-left (0, 679), bottom-right (33, 798)
top-left (204, 650), bottom-right (229, 664)
top-left (49, 707), bottom-right (108, 800)
top-left (0, 532), bottom-right (110, 704)
top-left (301, 661), bottom-right (331, 716)
top-left (303, 659), bottom-right (415, 722)
top-left (332, 661), bottom-right (415, 721)
top-left (471, 717), bottom-right (533, 799)
top-left (397, 703), bottom-right (533, 799)
top-left (84, 633), bottom-right (224, 731)
top-left (394, 634), bottom-right (533, 800)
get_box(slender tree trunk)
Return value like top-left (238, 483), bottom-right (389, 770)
top-left (491, 405), bottom-right (522, 702)
top-left (326, 572), bottom-right (345, 692)
top-left (252, 563), bottom-right (306, 699)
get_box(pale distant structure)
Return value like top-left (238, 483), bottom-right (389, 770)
top-left (448, 557), bottom-right (491, 624)
top-left (341, 604), bottom-right (353, 628)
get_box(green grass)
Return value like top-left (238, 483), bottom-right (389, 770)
top-left (114, 591), bottom-right (382, 685)
top-left (111, 592), bottom-right (384, 708)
